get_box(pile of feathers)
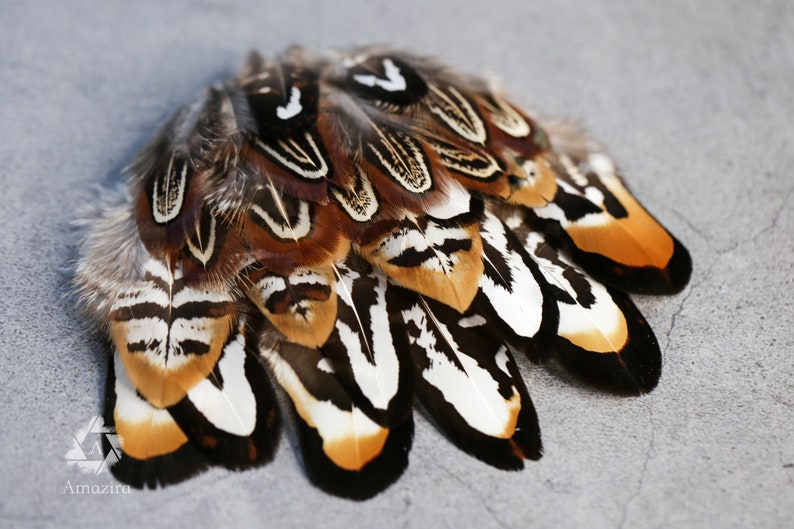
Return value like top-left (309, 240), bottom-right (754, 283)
top-left (74, 46), bottom-right (691, 499)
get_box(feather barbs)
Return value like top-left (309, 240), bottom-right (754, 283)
top-left (73, 45), bottom-right (691, 499)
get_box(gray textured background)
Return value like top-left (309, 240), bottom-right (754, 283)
top-left (1, 1), bottom-right (793, 528)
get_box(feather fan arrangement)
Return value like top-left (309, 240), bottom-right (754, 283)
top-left (74, 46), bottom-right (691, 499)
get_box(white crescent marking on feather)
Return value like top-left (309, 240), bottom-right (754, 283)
top-left (494, 348), bottom-right (511, 376)
top-left (185, 215), bottom-right (217, 266)
top-left (251, 199), bottom-right (311, 240)
top-left (489, 96), bottom-right (531, 138)
top-left (256, 133), bottom-right (328, 180)
top-left (368, 131), bottom-right (431, 193)
top-left (353, 58), bottom-right (407, 92)
top-left (427, 84), bottom-right (487, 144)
top-left (276, 86), bottom-right (302, 120)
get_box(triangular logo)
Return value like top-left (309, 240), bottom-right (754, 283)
top-left (65, 416), bottom-right (122, 475)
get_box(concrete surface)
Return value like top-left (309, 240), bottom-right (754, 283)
top-left (1, 1), bottom-right (792, 528)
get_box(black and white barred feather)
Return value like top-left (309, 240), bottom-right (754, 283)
top-left (74, 46), bottom-right (691, 500)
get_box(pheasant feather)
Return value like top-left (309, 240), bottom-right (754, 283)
top-left (74, 46), bottom-right (691, 499)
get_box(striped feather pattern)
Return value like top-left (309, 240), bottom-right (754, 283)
top-left (109, 258), bottom-right (237, 408)
top-left (74, 46), bottom-right (691, 499)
